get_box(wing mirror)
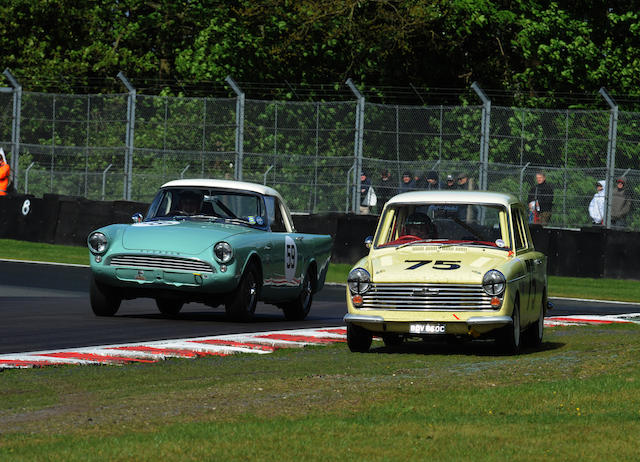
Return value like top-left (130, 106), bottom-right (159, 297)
top-left (131, 213), bottom-right (143, 223)
top-left (364, 236), bottom-right (373, 249)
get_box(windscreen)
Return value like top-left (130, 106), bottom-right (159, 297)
top-left (146, 188), bottom-right (267, 227)
top-left (377, 203), bottom-right (510, 249)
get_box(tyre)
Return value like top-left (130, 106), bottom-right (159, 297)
top-left (155, 298), bottom-right (184, 316)
top-left (523, 296), bottom-right (544, 348)
top-left (282, 270), bottom-right (313, 321)
top-left (90, 276), bottom-right (121, 317)
top-left (498, 300), bottom-right (521, 355)
top-left (225, 264), bottom-right (260, 322)
top-left (347, 324), bottom-right (373, 352)
top-left (382, 333), bottom-right (403, 348)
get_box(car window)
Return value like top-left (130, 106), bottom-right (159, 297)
top-left (376, 203), bottom-right (509, 248)
top-left (511, 207), bottom-right (528, 251)
top-left (265, 196), bottom-right (287, 232)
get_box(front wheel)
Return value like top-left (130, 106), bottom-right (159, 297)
top-left (347, 324), bottom-right (373, 352)
top-left (282, 270), bottom-right (313, 321)
top-left (155, 298), bottom-right (184, 316)
top-left (498, 301), bottom-right (521, 355)
top-left (225, 264), bottom-right (259, 322)
top-left (90, 276), bottom-right (121, 317)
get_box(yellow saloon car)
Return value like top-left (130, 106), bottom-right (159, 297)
top-left (344, 191), bottom-right (548, 354)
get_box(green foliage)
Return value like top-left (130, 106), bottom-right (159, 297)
top-left (3, 1), bottom-right (640, 101)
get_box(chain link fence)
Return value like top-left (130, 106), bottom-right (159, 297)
top-left (1, 73), bottom-right (638, 230)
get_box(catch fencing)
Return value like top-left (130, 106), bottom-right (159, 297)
top-left (1, 70), bottom-right (639, 230)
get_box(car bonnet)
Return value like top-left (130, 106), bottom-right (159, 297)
top-left (369, 246), bottom-right (510, 284)
top-left (121, 220), bottom-right (253, 255)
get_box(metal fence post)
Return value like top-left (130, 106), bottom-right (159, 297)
top-left (346, 79), bottom-right (364, 213)
top-left (3, 69), bottom-right (21, 189)
top-left (102, 164), bottom-right (113, 200)
top-left (225, 76), bottom-right (245, 181)
top-left (471, 82), bottom-right (490, 191)
top-left (117, 72), bottom-right (136, 201)
top-left (599, 87), bottom-right (618, 229)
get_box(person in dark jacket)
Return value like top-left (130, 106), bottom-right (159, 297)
top-left (611, 177), bottom-right (632, 227)
top-left (527, 171), bottom-right (554, 225)
top-left (398, 171), bottom-right (415, 194)
top-left (376, 169), bottom-right (396, 212)
top-left (424, 170), bottom-right (440, 191)
top-left (444, 174), bottom-right (457, 190)
top-left (359, 171), bottom-right (372, 214)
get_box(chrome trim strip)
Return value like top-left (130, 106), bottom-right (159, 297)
top-left (507, 275), bottom-right (527, 283)
top-left (343, 314), bottom-right (385, 324)
top-left (466, 316), bottom-right (512, 326)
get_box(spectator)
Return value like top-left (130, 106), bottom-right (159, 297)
top-left (0, 148), bottom-right (10, 197)
top-left (456, 172), bottom-right (474, 190)
top-left (611, 177), bottom-right (631, 227)
top-left (376, 169), bottom-right (395, 211)
top-left (527, 171), bottom-right (554, 225)
top-left (413, 172), bottom-right (427, 190)
top-left (424, 170), bottom-right (440, 191)
top-left (359, 171), bottom-right (373, 215)
top-left (398, 171), bottom-right (415, 194)
top-left (589, 180), bottom-right (606, 225)
top-left (444, 174), bottom-right (457, 190)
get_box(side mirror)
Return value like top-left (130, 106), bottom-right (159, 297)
top-left (131, 213), bottom-right (143, 223)
top-left (364, 236), bottom-right (373, 249)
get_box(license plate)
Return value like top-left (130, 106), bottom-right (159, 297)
top-left (410, 323), bottom-right (446, 334)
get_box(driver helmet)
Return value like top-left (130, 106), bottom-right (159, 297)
top-left (403, 212), bottom-right (437, 239)
top-left (178, 190), bottom-right (202, 214)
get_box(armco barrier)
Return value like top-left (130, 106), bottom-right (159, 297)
top-left (1, 195), bottom-right (639, 279)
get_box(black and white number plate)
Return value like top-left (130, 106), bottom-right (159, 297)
top-left (409, 323), bottom-right (446, 334)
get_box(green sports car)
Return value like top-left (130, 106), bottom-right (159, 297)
top-left (87, 179), bottom-right (333, 322)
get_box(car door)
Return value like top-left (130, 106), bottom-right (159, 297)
top-left (511, 205), bottom-right (536, 324)
top-left (263, 196), bottom-right (301, 301)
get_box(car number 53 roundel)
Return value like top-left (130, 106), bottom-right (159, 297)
top-left (285, 236), bottom-right (297, 281)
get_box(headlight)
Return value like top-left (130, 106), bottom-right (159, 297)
top-left (88, 232), bottom-right (108, 254)
top-left (482, 270), bottom-right (506, 296)
top-left (348, 268), bottom-right (371, 294)
top-left (214, 241), bottom-right (233, 263)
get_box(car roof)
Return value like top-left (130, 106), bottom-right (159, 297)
top-left (386, 190), bottom-right (520, 207)
top-left (161, 179), bottom-right (284, 201)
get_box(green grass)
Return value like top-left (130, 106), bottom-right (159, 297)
top-left (2, 239), bottom-right (640, 302)
top-left (1, 324), bottom-right (640, 460)
top-left (0, 239), bottom-right (90, 266)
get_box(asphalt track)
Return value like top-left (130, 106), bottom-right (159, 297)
top-left (2, 260), bottom-right (639, 355)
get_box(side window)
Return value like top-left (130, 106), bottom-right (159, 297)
top-left (265, 196), bottom-right (287, 232)
top-left (511, 207), bottom-right (528, 251)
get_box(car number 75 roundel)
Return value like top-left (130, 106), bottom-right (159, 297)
top-left (404, 260), bottom-right (461, 270)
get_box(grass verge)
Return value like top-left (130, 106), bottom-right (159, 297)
top-left (1, 324), bottom-right (640, 461)
top-left (2, 239), bottom-right (640, 302)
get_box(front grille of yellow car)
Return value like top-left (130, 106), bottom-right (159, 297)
top-left (361, 283), bottom-right (495, 310)
top-left (108, 255), bottom-right (213, 273)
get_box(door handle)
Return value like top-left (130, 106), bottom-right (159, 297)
top-left (295, 236), bottom-right (304, 241)
top-left (264, 244), bottom-right (273, 250)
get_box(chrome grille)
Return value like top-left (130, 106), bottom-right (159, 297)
top-left (361, 283), bottom-right (495, 310)
top-left (109, 255), bottom-right (213, 273)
